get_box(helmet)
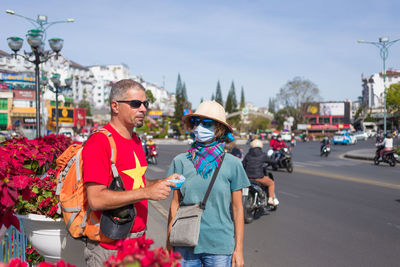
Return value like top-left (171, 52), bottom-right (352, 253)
top-left (250, 139), bottom-right (263, 148)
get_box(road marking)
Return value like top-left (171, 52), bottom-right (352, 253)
top-left (148, 166), bottom-right (164, 173)
top-left (278, 191), bottom-right (300, 198)
top-left (296, 168), bottom-right (400, 190)
top-left (149, 200), bottom-right (168, 220)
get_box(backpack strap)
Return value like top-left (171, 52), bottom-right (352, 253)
top-left (94, 128), bottom-right (126, 190)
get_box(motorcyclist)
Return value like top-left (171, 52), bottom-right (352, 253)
top-left (242, 139), bottom-right (279, 207)
top-left (378, 132), bottom-right (394, 160)
top-left (145, 137), bottom-right (156, 158)
top-left (272, 134), bottom-right (287, 162)
top-left (320, 135), bottom-right (330, 152)
top-left (269, 132), bottom-right (278, 148)
top-left (290, 133), bottom-right (296, 150)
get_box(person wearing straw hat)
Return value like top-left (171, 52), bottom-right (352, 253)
top-left (166, 100), bottom-right (250, 267)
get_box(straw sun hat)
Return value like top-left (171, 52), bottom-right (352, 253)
top-left (183, 100), bottom-right (233, 132)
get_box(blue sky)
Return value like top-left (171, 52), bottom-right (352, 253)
top-left (1, 0), bottom-right (399, 108)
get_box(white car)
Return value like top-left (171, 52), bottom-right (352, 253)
top-left (354, 131), bottom-right (368, 141)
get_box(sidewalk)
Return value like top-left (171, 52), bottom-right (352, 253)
top-left (146, 201), bottom-right (168, 248)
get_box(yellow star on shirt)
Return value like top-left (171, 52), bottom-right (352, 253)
top-left (122, 153), bottom-right (147, 190)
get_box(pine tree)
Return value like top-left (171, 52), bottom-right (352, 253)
top-left (225, 90), bottom-right (233, 113)
top-left (182, 82), bottom-right (191, 109)
top-left (211, 93), bottom-right (215, 101)
top-left (240, 86), bottom-right (245, 109)
top-left (173, 74), bottom-right (184, 124)
top-left (200, 97), bottom-right (204, 103)
top-left (215, 81), bottom-right (223, 105)
top-left (230, 81), bottom-right (238, 111)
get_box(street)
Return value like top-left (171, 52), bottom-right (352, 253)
top-left (146, 139), bottom-right (400, 267)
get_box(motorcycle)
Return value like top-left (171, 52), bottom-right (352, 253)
top-left (267, 147), bottom-right (293, 173)
top-left (146, 145), bottom-right (158, 165)
top-left (320, 144), bottom-right (331, 157)
top-left (242, 173), bottom-right (276, 224)
top-left (374, 149), bottom-right (397, 167)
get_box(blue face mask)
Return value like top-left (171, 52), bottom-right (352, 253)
top-left (193, 124), bottom-right (215, 143)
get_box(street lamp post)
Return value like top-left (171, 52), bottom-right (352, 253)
top-left (5, 10), bottom-right (74, 138)
top-left (358, 37), bottom-right (400, 134)
top-left (47, 73), bottom-right (72, 133)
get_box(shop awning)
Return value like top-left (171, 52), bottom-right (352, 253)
top-left (11, 107), bottom-right (36, 117)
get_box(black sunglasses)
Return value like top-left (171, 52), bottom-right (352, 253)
top-left (117, 100), bottom-right (149, 109)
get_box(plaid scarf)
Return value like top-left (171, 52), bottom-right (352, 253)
top-left (187, 140), bottom-right (225, 178)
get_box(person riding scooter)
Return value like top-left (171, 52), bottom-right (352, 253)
top-left (145, 137), bottom-right (156, 158)
top-left (320, 135), bottom-right (330, 152)
top-left (243, 139), bottom-right (279, 208)
top-left (377, 132), bottom-right (394, 160)
top-left (272, 134), bottom-right (287, 163)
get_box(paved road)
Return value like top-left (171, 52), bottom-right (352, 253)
top-left (145, 139), bottom-right (400, 267)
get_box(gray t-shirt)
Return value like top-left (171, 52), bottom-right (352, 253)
top-left (168, 152), bottom-right (250, 254)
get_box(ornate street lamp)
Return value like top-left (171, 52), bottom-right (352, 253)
top-left (6, 9), bottom-right (74, 138)
top-left (7, 31), bottom-right (63, 138)
top-left (44, 73), bottom-right (72, 134)
top-left (358, 37), bottom-right (400, 134)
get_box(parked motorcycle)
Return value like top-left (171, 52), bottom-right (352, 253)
top-left (374, 149), bottom-right (397, 167)
top-left (320, 144), bottom-right (331, 157)
top-left (146, 145), bottom-right (158, 165)
top-left (267, 147), bottom-right (293, 173)
top-left (242, 173), bottom-right (276, 224)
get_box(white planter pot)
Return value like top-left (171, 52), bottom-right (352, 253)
top-left (17, 214), bottom-right (85, 266)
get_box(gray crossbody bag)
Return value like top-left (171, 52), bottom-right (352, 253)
top-left (169, 154), bottom-right (225, 247)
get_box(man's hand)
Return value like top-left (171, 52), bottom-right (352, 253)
top-left (144, 173), bottom-right (180, 200)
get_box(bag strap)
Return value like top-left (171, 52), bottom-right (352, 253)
top-left (200, 154), bottom-right (225, 210)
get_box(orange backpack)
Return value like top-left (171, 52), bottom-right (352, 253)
top-left (55, 128), bottom-right (118, 243)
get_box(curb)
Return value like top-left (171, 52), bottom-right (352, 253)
top-left (344, 153), bottom-right (400, 163)
top-left (344, 154), bottom-right (374, 161)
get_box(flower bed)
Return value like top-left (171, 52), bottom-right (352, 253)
top-left (0, 135), bottom-right (72, 231)
top-left (0, 135), bottom-right (182, 266)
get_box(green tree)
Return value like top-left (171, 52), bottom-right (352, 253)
top-left (211, 93), bottom-right (215, 101)
top-left (276, 77), bottom-right (320, 123)
top-left (268, 97), bottom-right (276, 113)
top-left (230, 81), bottom-right (237, 111)
top-left (215, 81), bottom-right (223, 105)
top-left (387, 83), bottom-right (400, 113)
top-left (240, 86), bottom-right (245, 109)
top-left (173, 74), bottom-right (184, 131)
top-left (145, 90), bottom-right (156, 104)
top-left (248, 115), bottom-right (270, 133)
top-left (182, 82), bottom-right (191, 110)
top-left (225, 90), bottom-right (233, 113)
top-left (225, 81), bottom-right (238, 113)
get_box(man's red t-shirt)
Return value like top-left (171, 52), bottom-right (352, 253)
top-left (82, 123), bottom-right (148, 250)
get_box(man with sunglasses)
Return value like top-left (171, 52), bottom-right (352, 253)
top-left (82, 79), bottom-right (179, 267)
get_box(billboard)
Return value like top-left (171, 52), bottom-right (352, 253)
top-left (319, 102), bottom-right (344, 116)
top-left (304, 103), bottom-right (319, 115)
